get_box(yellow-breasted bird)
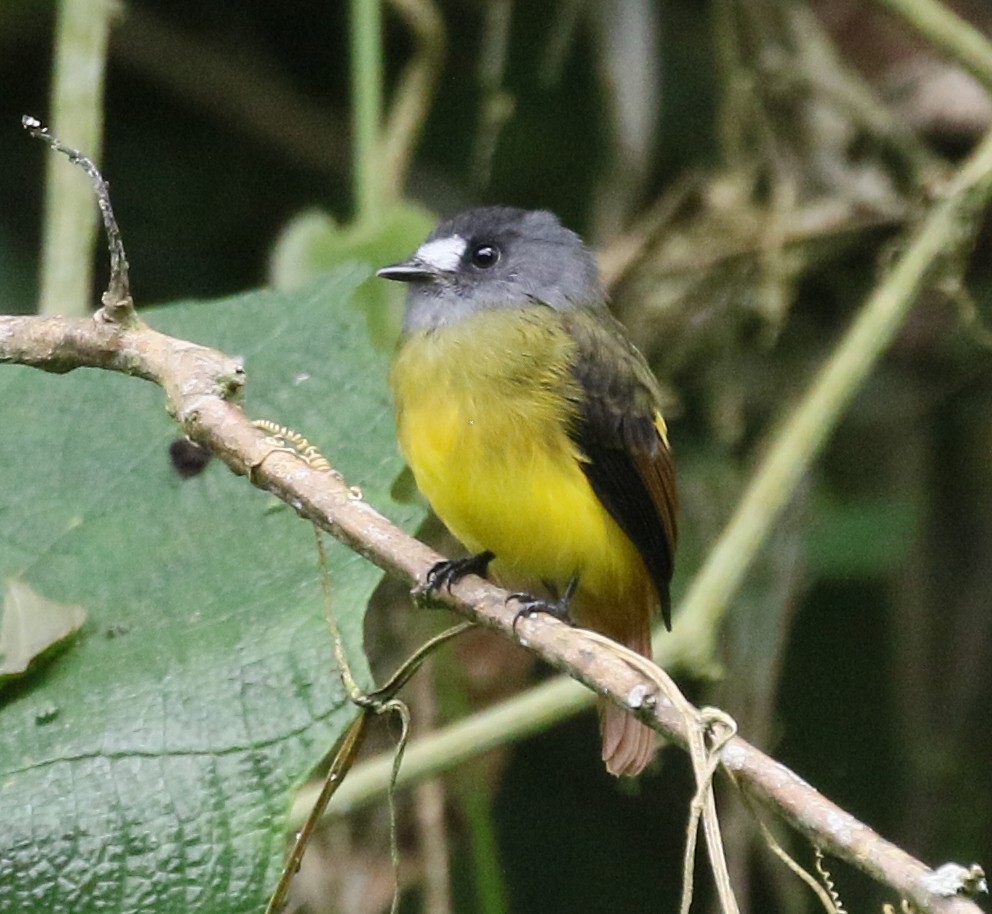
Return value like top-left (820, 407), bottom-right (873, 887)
top-left (378, 207), bottom-right (678, 776)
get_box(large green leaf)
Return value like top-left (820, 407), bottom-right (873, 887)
top-left (0, 267), bottom-right (424, 913)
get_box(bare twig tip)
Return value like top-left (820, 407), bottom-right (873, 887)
top-left (22, 113), bottom-right (133, 316)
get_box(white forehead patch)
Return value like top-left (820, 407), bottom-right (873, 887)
top-left (416, 235), bottom-right (467, 272)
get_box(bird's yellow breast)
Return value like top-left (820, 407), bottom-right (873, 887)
top-left (390, 307), bottom-right (645, 606)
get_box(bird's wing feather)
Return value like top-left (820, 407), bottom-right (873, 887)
top-left (564, 311), bottom-right (679, 628)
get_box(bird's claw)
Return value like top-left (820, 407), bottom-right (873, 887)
top-left (423, 550), bottom-right (495, 594)
top-left (508, 581), bottom-right (577, 635)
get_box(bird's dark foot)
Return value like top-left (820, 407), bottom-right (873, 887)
top-left (423, 550), bottom-right (495, 594)
top-left (508, 577), bottom-right (578, 635)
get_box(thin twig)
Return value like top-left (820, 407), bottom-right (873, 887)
top-left (744, 803), bottom-right (843, 914)
top-left (263, 713), bottom-right (371, 914)
top-left (275, 530), bottom-right (467, 914)
top-left (38, 0), bottom-right (116, 317)
top-left (368, 622), bottom-right (475, 701)
top-left (24, 116), bottom-right (132, 320)
top-left (382, 697), bottom-right (411, 914)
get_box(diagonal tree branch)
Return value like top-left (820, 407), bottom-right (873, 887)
top-left (5, 117), bottom-right (991, 913)
top-left (0, 299), bottom-right (985, 914)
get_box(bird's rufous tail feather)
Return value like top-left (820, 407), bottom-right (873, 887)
top-left (597, 624), bottom-right (656, 777)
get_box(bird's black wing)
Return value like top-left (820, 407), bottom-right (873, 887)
top-left (563, 310), bottom-right (679, 628)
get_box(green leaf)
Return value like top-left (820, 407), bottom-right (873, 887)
top-left (0, 269), bottom-right (426, 913)
top-left (269, 201), bottom-right (436, 349)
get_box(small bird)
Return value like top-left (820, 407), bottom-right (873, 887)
top-left (378, 207), bottom-right (678, 776)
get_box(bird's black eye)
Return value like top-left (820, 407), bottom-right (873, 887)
top-left (470, 244), bottom-right (500, 269)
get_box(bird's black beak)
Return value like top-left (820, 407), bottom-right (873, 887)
top-left (376, 259), bottom-right (440, 283)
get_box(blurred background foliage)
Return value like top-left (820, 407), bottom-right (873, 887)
top-left (2, 1), bottom-right (992, 913)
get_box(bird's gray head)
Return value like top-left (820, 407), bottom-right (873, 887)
top-left (377, 207), bottom-right (606, 333)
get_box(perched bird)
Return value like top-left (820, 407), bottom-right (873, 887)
top-left (378, 207), bottom-right (678, 776)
